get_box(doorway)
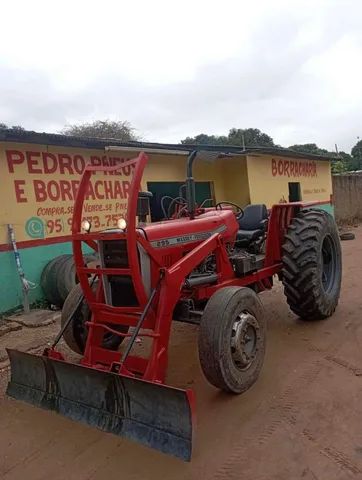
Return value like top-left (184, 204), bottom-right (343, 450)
top-left (288, 182), bottom-right (302, 202)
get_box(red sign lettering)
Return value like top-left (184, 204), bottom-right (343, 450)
top-left (14, 180), bottom-right (27, 203)
top-left (271, 158), bottom-right (317, 178)
top-left (7, 150), bottom-right (24, 173)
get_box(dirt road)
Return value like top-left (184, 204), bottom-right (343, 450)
top-left (1, 228), bottom-right (362, 479)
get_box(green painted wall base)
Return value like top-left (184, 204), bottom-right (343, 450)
top-left (0, 243), bottom-right (74, 313)
top-left (314, 203), bottom-right (334, 216)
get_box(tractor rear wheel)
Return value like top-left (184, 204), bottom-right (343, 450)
top-left (61, 283), bottom-right (128, 354)
top-left (282, 209), bottom-right (342, 320)
top-left (198, 287), bottom-right (266, 394)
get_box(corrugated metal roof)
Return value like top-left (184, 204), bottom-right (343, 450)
top-left (0, 128), bottom-right (332, 162)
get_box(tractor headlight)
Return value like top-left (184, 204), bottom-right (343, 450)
top-left (117, 218), bottom-right (127, 230)
top-left (81, 220), bottom-right (91, 233)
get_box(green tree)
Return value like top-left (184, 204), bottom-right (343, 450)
top-left (180, 133), bottom-right (228, 145)
top-left (0, 123), bottom-right (25, 132)
top-left (288, 143), bottom-right (357, 172)
top-left (288, 143), bottom-right (330, 155)
top-left (331, 160), bottom-right (347, 174)
top-left (351, 138), bottom-right (362, 170)
top-left (228, 128), bottom-right (274, 147)
top-left (181, 128), bottom-right (274, 147)
top-left (62, 120), bottom-right (140, 141)
top-left (336, 151), bottom-right (354, 171)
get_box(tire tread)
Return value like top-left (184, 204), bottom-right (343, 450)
top-left (282, 209), bottom-right (341, 320)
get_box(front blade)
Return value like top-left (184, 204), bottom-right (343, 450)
top-left (6, 349), bottom-right (194, 461)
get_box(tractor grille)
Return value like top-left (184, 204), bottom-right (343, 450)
top-left (108, 275), bottom-right (138, 307)
top-left (99, 239), bottom-right (138, 307)
top-left (102, 239), bottom-right (129, 268)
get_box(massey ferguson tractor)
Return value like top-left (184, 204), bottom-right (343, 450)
top-left (7, 150), bottom-right (342, 461)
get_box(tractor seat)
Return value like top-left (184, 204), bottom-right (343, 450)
top-left (236, 204), bottom-right (268, 247)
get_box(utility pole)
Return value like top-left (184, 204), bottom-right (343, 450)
top-left (357, 136), bottom-right (361, 169)
top-left (241, 133), bottom-right (245, 151)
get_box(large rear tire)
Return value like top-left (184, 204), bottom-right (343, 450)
top-left (282, 209), bottom-right (342, 320)
top-left (198, 287), bottom-right (266, 394)
top-left (61, 283), bottom-right (127, 354)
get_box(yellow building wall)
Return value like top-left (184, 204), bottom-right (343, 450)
top-left (246, 154), bottom-right (332, 207)
top-left (143, 154), bottom-right (249, 205)
top-left (0, 142), bottom-right (250, 245)
top-left (218, 156), bottom-right (250, 207)
top-left (1, 141), bottom-right (332, 247)
top-left (143, 154), bottom-right (224, 200)
top-left (0, 143), bottom-right (333, 314)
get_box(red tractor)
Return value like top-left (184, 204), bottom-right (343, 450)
top-left (7, 151), bottom-right (342, 461)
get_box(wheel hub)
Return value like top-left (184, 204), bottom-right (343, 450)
top-left (231, 312), bottom-right (259, 370)
top-left (321, 234), bottom-right (336, 293)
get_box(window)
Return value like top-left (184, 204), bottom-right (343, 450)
top-left (147, 181), bottom-right (214, 221)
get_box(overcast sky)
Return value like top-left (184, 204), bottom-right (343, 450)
top-left (0, 0), bottom-right (361, 151)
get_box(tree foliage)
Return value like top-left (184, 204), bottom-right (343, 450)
top-left (288, 143), bottom-right (356, 173)
top-left (2, 119), bottom-right (362, 174)
top-left (332, 152), bottom-right (355, 173)
top-left (0, 123), bottom-right (25, 133)
top-left (62, 120), bottom-right (139, 141)
top-left (229, 128), bottom-right (274, 147)
top-left (350, 139), bottom-right (362, 171)
top-left (331, 160), bottom-right (347, 174)
top-left (180, 133), bottom-right (228, 145)
top-left (181, 128), bottom-right (274, 147)
top-left (351, 139), bottom-right (362, 158)
top-left (288, 143), bottom-right (330, 155)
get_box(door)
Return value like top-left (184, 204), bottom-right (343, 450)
top-left (147, 181), bottom-right (214, 221)
top-left (288, 182), bottom-right (302, 202)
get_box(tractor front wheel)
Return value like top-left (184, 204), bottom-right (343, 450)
top-left (282, 209), bottom-right (342, 320)
top-left (198, 287), bottom-right (266, 394)
top-left (61, 283), bottom-right (128, 354)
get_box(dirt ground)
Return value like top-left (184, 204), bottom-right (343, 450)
top-left (1, 227), bottom-right (362, 480)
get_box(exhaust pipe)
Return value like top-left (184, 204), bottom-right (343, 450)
top-left (186, 150), bottom-right (198, 219)
top-left (184, 273), bottom-right (218, 288)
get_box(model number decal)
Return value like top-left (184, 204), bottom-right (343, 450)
top-left (151, 225), bottom-right (226, 248)
top-left (155, 239), bottom-right (171, 248)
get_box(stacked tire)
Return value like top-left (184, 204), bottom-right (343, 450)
top-left (41, 254), bottom-right (97, 307)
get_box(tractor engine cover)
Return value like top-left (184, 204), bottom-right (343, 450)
top-left (144, 209), bottom-right (238, 251)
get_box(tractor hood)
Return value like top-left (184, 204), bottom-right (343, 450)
top-left (142, 209), bottom-right (239, 248)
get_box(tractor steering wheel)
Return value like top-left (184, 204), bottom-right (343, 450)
top-left (215, 202), bottom-right (244, 220)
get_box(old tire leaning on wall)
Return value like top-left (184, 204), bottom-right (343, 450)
top-left (61, 283), bottom-right (128, 355)
top-left (40, 254), bottom-right (72, 307)
top-left (282, 209), bottom-right (342, 320)
top-left (41, 254), bottom-right (98, 307)
top-left (56, 254), bottom-right (98, 305)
